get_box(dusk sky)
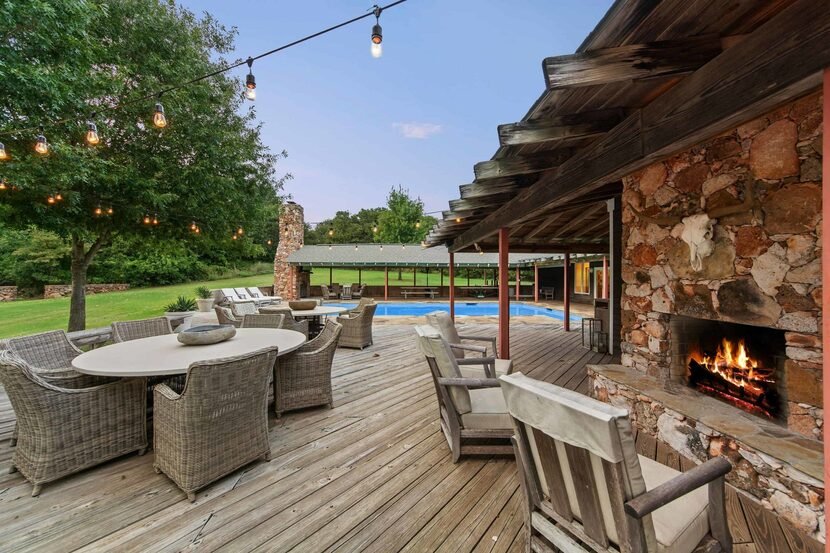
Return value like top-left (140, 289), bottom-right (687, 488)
top-left (177, 0), bottom-right (614, 224)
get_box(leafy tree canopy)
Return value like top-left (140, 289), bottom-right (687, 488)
top-left (0, 0), bottom-right (287, 329)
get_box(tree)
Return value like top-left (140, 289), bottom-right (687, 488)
top-left (0, 0), bottom-right (284, 330)
top-left (304, 207), bottom-right (385, 244)
top-left (377, 186), bottom-right (437, 244)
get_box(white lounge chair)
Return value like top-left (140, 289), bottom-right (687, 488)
top-left (246, 287), bottom-right (282, 304)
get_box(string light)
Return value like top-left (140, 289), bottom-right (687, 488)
top-left (35, 127), bottom-right (49, 155)
top-left (244, 57), bottom-right (256, 101)
top-left (55, 193), bottom-right (63, 201)
top-left (236, 227), bottom-right (244, 235)
top-left (0, 180), bottom-right (7, 191)
top-left (372, 223), bottom-right (379, 234)
top-left (0, 142), bottom-right (7, 160)
top-left (267, 239), bottom-right (272, 245)
top-left (190, 221), bottom-right (198, 231)
top-left (143, 215), bottom-right (151, 224)
top-left (327, 227), bottom-right (335, 237)
top-left (232, 234), bottom-right (238, 240)
top-left (194, 226), bottom-right (201, 234)
top-left (107, 206), bottom-right (114, 215)
top-left (47, 195), bottom-right (56, 205)
top-left (94, 205), bottom-right (103, 216)
top-left (153, 96), bottom-right (167, 129)
top-left (455, 217), bottom-right (462, 223)
top-left (415, 219), bottom-right (421, 229)
top-left (371, 5), bottom-right (383, 58)
top-left (86, 120), bottom-right (100, 145)
top-left (153, 214), bottom-right (159, 225)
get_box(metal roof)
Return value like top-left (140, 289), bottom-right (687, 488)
top-left (286, 244), bottom-right (595, 267)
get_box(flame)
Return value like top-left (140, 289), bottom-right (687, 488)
top-left (690, 337), bottom-right (774, 395)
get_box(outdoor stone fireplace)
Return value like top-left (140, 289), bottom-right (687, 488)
top-left (588, 90), bottom-right (825, 541)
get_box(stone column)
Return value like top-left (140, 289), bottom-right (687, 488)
top-left (273, 202), bottom-right (304, 301)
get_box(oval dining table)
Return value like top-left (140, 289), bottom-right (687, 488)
top-left (72, 328), bottom-right (307, 378)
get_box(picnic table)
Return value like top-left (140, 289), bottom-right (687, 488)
top-left (401, 286), bottom-right (439, 299)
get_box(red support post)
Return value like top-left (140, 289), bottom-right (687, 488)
top-left (822, 69), bottom-right (829, 534)
top-left (384, 266), bottom-right (389, 301)
top-left (515, 267), bottom-right (520, 301)
top-left (602, 255), bottom-right (609, 299)
top-left (329, 267), bottom-right (333, 286)
top-left (563, 253), bottom-right (571, 331)
top-left (498, 228), bottom-right (510, 359)
top-left (449, 253), bottom-right (455, 321)
top-left (534, 263), bottom-right (539, 303)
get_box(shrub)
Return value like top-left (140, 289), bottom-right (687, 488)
top-left (163, 296), bottom-right (198, 313)
top-left (195, 285), bottom-right (212, 299)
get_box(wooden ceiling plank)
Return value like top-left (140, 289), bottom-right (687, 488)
top-left (450, 0), bottom-right (829, 252)
top-left (497, 109), bottom-right (624, 147)
top-left (544, 35), bottom-right (723, 90)
top-left (473, 149), bottom-right (574, 180)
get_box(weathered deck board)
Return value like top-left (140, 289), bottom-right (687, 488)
top-left (0, 322), bottom-right (820, 552)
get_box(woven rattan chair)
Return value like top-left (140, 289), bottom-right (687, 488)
top-left (230, 300), bottom-right (258, 317)
top-left (5, 330), bottom-right (111, 446)
top-left (241, 313), bottom-right (285, 329)
top-left (501, 372), bottom-right (733, 553)
top-left (426, 311), bottom-right (512, 377)
top-left (111, 317), bottom-right (172, 343)
top-left (259, 307), bottom-right (310, 338)
top-left (353, 284), bottom-right (367, 299)
top-left (153, 347), bottom-right (278, 502)
top-left (336, 303), bottom-right (377, 349)
top-left (0, 350), bottom-right (147, 496)
top-left (215, 306), bottom-right (242, 328)
top-left (348, 297), bottom-right (375, 315)
top-left (274, 320), bottom-right (342, 417)
top-left (414, 325), bottom-right (513, 463)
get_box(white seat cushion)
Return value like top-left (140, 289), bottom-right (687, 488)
top-left (638, 455), bottom-right (710, 553)
top-left (460, 387), bottom-right (512, 429)
top-left (459, 358), bottom-right (512, 378)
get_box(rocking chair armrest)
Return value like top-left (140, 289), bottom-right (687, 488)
top-left (624, 457), bottom-right (732, 519)
top-left (448, 342), bottom-right (487, 355)
top-left (436, 377), bottom-right (501, 389)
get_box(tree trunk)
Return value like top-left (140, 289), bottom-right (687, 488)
top-left (68, 232), bottom-right (110, 332)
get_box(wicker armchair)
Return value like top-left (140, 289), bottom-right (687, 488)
top-left (230, 300), bottom-right (258, 317)
top-left (348, 297), bottom-right (376, 315)
top-left (215, 306), bottom-right (242, 328)
top-left (0, 350), bottom-right (147, 496)
top-left (241, 313), bottom-right (285, 329)
top-left (260, 307), bottom-right (310, 338)
top-left (153, 347), bottom-right (278, 502)
top-left (336, 303), bottom-right (377, 349)
top-left (274, 320), bottom-right (342, 417)
top-left (111, 317), bottom-right (172, 342)
top-left (5, 330), bottom-right (111, 446)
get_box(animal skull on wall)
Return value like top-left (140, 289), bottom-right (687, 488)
top-left (631, 184), bottom-right (756, 272)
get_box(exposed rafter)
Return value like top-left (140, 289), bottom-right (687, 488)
top-left (497, 109), bottom-right (624, 147)
top-left (473, 149), bottom-right (573, 180)
top-left (543, 35), bottom-right (723, 90)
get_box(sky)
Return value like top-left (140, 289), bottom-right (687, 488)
top-left (176, 0), bottom-right (614, 224)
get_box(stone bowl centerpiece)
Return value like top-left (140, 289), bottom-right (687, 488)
top-left (177, 324), bottom-right (236, 346)
top-left (288, 300), bottom-right (318, 311)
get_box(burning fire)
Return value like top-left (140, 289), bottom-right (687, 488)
top-left (689, 337), bottom-right (774, 395)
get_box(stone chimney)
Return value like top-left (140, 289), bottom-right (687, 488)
top-left (273, 202), bottom-right (304, 300)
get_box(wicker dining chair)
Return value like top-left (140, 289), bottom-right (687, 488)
top-left (273, 320), bottom-right (342, 417)
top-left (347, 297), bottom-right (376, 315)
top-left (0, 350), bottom-right (147, 497)
top-left (336, 303), bottom-right (377, 349)
top-left (4, 330), bottom-right (111, 446)
top-left (241, 313), bottom-right (285, 329)
top-left (111, 317), bottom-right (173, 343)
top-left (215, 306), bottom-right (242, 328)
top-left (153, 347), bottom-right (279, 502)
top-left (259, 307), bottom-right (310, 338)
top-left (230, 300), bottom-right (258, 317)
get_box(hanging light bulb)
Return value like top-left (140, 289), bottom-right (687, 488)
top-left (190, 221), bottom-right (197, 231)
top-left (354, 244), bottom-right (359, 250)
top-left (35, 127), bottom-right (49, 155)
top-left (55, 192), bottom-right (63, 201)
top-left (267, 239), bottom-right (272, 246)
top-left (107, 206), bottom-right (113, 215)
top-left (244, 57), bottom-right (256, 101)
top-left (0, 180), bottom-right (7, 191)
top-left (194, 226), bottom-right (201, 234)
top-left (237, 227), bottom-right (244, 235)
top-left (455, 217), bottom-right (462, 223)
top-left (327, 227), bottom-right (334, 237)
top-left (94, 205), bottom-right (103, 216)
top-left (232, 234), bottom-right (238, 240)
top-left (0, 142), bottom-right (8, 161)
top-left (47, 195), bottom-right (56, 204)
top-left (372, 223), bottom-right (379, 234)
top-left (152, 214), bottom-right (159, 225)
top-left (86, 120), bottom-right (100, 145)
top-left (153, 96), bottom-right (167, 129)
top-left (143, 214), bottom-right (151, 224)
top-left (370, 5), bottom-right (383, 58)
top-left (415, 220), bottom-right (421, 229)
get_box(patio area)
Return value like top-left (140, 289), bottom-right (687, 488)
top-left (0, 322), bottom-right (816, 552)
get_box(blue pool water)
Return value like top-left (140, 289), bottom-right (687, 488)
top-left (328, 301), bottom-right (581, 322)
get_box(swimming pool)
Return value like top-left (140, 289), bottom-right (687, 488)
top-left (327, 301), bottom-right (581, 322)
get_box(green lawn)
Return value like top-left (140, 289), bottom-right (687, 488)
top-left (0, 274), bottom-right (274, 339)
top-left (308, 267), bottom-right (491, 287)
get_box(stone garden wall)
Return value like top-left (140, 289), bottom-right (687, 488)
top-left (0, 286), bottom-right (18, 301)
top-left (43, 283), bottom-right (129, 299)
top-left (620, 90), bottom-right (823, 439)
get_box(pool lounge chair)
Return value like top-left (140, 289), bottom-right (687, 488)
top-left (246, 287), bottom-right (282, 304)
top-left (234, 287), bottom-right (272, 307)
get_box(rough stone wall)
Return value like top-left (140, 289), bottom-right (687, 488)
top-left (273, 202), bottom-right (304, 301)
top-left (591, 372), bottom-right (826, 543)
top-left (620, 91), bottom-right (823, 439)
top-left (43, 283), bottom-right (129, 299)
top-left (0, 286), bottom-right (18, 301)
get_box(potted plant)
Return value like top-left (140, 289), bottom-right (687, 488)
top-left (195, 286), bottom-right (214, 312)
top-left (163, 295), bottom-right (198, 327)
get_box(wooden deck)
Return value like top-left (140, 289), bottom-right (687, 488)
top-left (0, 323), bottom-right (821, 552)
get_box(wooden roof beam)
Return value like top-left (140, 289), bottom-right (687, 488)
top-left (473, 149), bottom-right (574, 180)
top-left (525, 211), bottom-right (568, 240)
top-left (452, 0), bottom-right (830, 252)
top-left (543, 35), bottom-right (723, 90)
top-left (498, 109), bottom-right (625, 147)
